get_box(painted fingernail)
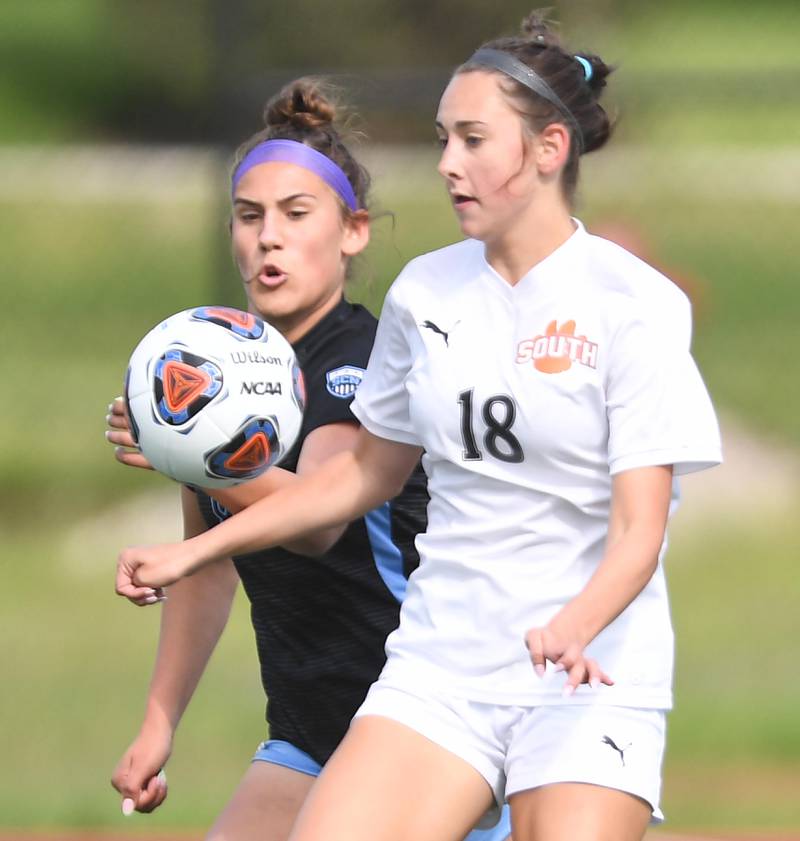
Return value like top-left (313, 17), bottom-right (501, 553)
top-left (121, 798), bottom-right (135, 816)
top-left (554, 663), bottom-right (566, 673)
top-left (157, 769), bottom-right (167, 785)
top-left (562, 683), bottom-right (575, 697)
top-left (144, 595), bottom-right (159, 604)
top-left (590, 678), bottom-right (600, 690)
top-left (105, 431), bottom-right (111, 440)
top-left (534, 664), bottom-right (545, 678)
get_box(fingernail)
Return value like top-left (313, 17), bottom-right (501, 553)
top-left (144, 595), bottom-right (159, 605)
top-left (121, 798), bottom-right (135, 816)
top-left (156, 596), bottom-right (168, 603)
top-left (590, 678), bottom-right (600, 690)
top-left (534, 664), bottom-right (545, 678)
top-left (105, 431), bottom-right (111, 440)
top-left (157, 769), bottom-right (167, 785)
top-left (554, 663), bottom-right (565, 673)
top-left (562, 684), bottom-right (575, 697)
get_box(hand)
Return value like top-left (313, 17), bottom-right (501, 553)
top-left (111, 724), bottom-right (172, 815)
top-left (106, 395), bottom-right (154, 470)
top-left (116, 541), bottom-right (200, 602)
top-left (525, 622), bottom-right (614, 696)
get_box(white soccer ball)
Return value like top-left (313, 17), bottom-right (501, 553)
top-left (124, 306), bottom-right (305, 488)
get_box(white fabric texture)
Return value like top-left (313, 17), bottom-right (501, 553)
top-left (352, 221), bottom-right (722, 708)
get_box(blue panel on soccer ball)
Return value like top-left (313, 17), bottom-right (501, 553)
top-left (153, 348), bottom-right (223, 425)
top-left (191, 306), bottom-right (266, 340)
top-left (206, 416), bottom-right (282, 480)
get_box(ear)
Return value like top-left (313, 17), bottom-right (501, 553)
top-left (341, 209), bottom-right (370, 257)
top-left (536, 122), bottom-right (572, 175)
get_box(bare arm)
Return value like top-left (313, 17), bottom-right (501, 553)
top-left (109, 396), bottom-right (368, 557)
top-left (526, 465), bottom-right (673, 691)
top-left (111, 486), bottom-right (239, 812)
top-left (208, 421), bottom-right (360, 557)
top-left (117, 428), bottom-right (422, 592)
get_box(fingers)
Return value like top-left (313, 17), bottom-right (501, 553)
top-left (559, 654), bottom-right (614, 695)
top-left (115, 553), bottom-right (167, 606)
top-left (115, 769), bottom-right (168, 815)
top-left (106, 397), bottom-right (155, 471)
top-left (525, 628), bottom-right (614, 694)
top-left (524, 628), bottom-right (546, 678)
top-left (114, 446), bottom-right (155, 471)
top-left (133, 769), bottom-right (168, 813)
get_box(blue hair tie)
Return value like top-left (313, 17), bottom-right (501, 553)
top-left (575, 55), bottom-right (593, 82)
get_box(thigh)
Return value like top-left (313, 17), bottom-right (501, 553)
top-left (288, 715), bottom-right (496, 841)
top-left (206, 760), bottom-right (316, 841)
top-left (510, 782), bottom-right (651, 841)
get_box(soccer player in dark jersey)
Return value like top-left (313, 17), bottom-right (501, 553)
top-left (107, 78), bottom-right (510, 841)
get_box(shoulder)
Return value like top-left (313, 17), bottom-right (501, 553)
top-left (389, 239), bottom-right (484, 302)
top-left (582, 230), bottom-right (690, 323)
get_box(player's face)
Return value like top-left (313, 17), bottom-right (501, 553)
top-left (436, 71), bottom-right (537, 242)
top-left (231, 162), bottom-right (368, 342)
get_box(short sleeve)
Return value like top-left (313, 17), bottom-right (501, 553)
top-left (301, 333), bottom-right (373, 433)
top-left (350, 287), bottom-right (422, 446)
top-left (606, 296), bottom-right (722, 476)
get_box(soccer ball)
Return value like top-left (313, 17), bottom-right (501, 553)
top-left (124, 306), bottom-right (305, 488)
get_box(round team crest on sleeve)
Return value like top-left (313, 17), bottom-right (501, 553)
top-left (325, 365), bottom-right (365, 399)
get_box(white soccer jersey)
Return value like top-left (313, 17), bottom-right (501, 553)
top-left (351, 220), bottom-right (722, 709)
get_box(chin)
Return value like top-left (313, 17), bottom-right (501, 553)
top-left (455, 217), bottom-right (483, 240)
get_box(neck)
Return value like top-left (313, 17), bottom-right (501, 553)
top-left (253, 289), bottom-right (344, 346)
top-left (484, 196), bottom-right (575, 286)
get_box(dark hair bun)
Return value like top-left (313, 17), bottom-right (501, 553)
top-left (264, 78), bottom-right (337, 132)
top-left (573, 52), bottom-right (612, 99)
top-left (520, 10), bottom-right (562, 48)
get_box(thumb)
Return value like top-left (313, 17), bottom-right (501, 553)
top-left (117, 752), bottom-right (157, 813)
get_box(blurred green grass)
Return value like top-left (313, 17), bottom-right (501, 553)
top-left (2, 497), bottom-right (797, 829)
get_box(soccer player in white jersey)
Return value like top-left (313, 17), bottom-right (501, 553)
top-left (116, 11), bottom-right (722, 841)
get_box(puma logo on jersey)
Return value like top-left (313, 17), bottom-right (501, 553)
top-left (421, 320), bottom-right (456, 346)
top-left (601, 735), bottom-right (631, 766)
top-left (516, 320), bottom-right (598, 373)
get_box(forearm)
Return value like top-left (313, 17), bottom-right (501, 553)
top-left (208, 466), bottom-right (346, 557)
top-left (192, 450), bottom-right (377, 561)
top-left (552, 524), bottom-right (663, 647)
top-left (141, 560), bottom-right (238, 732)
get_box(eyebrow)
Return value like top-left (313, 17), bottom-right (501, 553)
top-left (434, 120), bottom-right (489, 130)
top-left (233, 192), bottom-right (317, 208)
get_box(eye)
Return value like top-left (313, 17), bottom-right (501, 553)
top-left (237, 210), bottom-right (261, 223)
top-left (435, 135), bottom-right (448, 149)
top-left (465, 135), bottom-right (484, 148)
top-left (287, 209), bottom-right (309, 220)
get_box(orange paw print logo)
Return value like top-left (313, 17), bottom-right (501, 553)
top-left (535, 320), bottom-right (576, 373)
top-left (516, 319), bottom-right (599, 373)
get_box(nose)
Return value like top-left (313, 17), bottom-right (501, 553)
top-left (258, 212), bottom-right (282, 251)
top-left (437, 141), bottom-right (462, 182)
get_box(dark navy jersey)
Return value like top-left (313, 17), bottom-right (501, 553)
top-left (196, 298), bottom-right (429, 766)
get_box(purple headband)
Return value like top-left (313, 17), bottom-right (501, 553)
top-left (231, 139), bottom-right (359, 211)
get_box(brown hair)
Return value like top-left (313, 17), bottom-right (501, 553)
top-left (232, 77), bottom-right (371, 216)
top-left (458, 10), bottom-right (614, 203)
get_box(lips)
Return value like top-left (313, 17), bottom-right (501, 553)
top-left (256, 263), bottom-right (288, 288)
top-left (451, 193), bottom-right (477, 209)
